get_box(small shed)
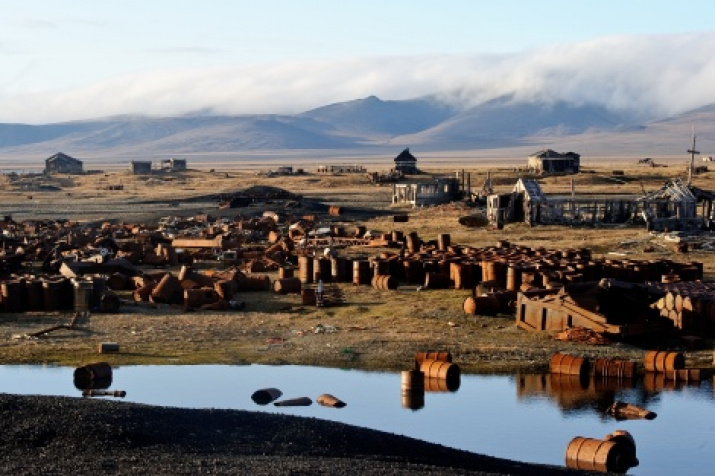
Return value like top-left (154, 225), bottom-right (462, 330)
top-left (44, 152), bottom-right (83, 174)
top-left (392, 177), bottom-right (459, 207)
top-left (393, 148), bottom-right (419, 174)
top-left (161, 158), bottom-right (187, 172)
top-left (527, 150), bottom-right (580, 174)
top-left (129, 161), bottom-right (152, 175)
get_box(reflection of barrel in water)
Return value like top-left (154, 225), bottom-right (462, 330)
top-left (73, 362), bottom-right (113, 390)
top-left (401, 370), bottom-right (425, 411)
top-left (424, 376), bottom-right (460, 392)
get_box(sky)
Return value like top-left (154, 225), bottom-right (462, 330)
top-left (3, 0), bottom-right (715, 123)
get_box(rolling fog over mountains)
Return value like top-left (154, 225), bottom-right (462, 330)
top-left (0, 95), bottom-right (713, 163)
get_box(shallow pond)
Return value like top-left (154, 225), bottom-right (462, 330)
top-left (1, 364), bottom-right (712, 476)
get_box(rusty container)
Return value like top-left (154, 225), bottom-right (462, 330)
top-left (278, 266), bottom-right (294, 279)
top-left (330, 257), bottom-right (351, 283)
top-left (464, 295), bottom-right (500, 316)
top-left (372, 274), bottom-right (398, 290)
top-left (317, 393), bottom-right (346, 408)
top-left (401, 389), bottom-right (425, 410)
top-left (214, 279), bottom-right (238, 300)
top-left (565, 437), bottom-right (633, 473)
top-left (403, 259), bottom-right (425, 285)
top-left (328, 205), bottom-right (342, 216)
top-left (550, 353), bottom-right (590, 379)
top-left (2, 279), bottom-right (27, 312)
top-left (419, 359), bottom-right (460, 381)
top-left (603, 430), bottom-right (637, 466)
top-left (414, 351), bottom-right (452, 368)
top-left (25, 279), bottom-right (44, 311)
top-left (273, 396), bottom-right (313, 407)
top-left (406, 232), bottom-right (421, 253)
top-left (391, 230), bottom-right (404, 243)
top-left (401, 369), bottom-right (425, 392)
top-left (298, 256), bottom-right (313, 284)
top-left (151, 273), bottom-right (183, 304)
top-left (71, 278), bottom-right (95, 312)
top-left (42, 277), bottom-right (72, 311)
top-left (106, 272), bottom-right (131, 291)
top-left (437, 233), bottom-right (451, 251)
top-left (183, 288), bottom-right (216, 308)
top-left (424, 272), bottom-right (450, 289)
top-left (313, 257), bottom-right (332, 283)
top-left (352, 260), bottom-right (371, 285)
top-left (593, 358), bottom-right (636, 379)
top-left (251, 388), bottom-right (282, 405)
top-left (644, 350), bottom-right (685, 372)
top-left (506, 264), bottom-right (522, 291)
top-left (73, 361), bottom-right (113, 390)
top-left (99, 291), bottom-right (121, 313)
top-left (424, 376), bottom-right (460, 392)
top-left (452, 262), bottom-right (474, 290)
top-left (273, 277), bottom-right (302, 294)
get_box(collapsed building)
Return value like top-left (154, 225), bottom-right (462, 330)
top-left (488, 178), bottom-right (715, 230)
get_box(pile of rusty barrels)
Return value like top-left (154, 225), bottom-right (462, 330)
top-left (565, 430), bottom-right (638, 473)
top-left (643, 350), bottom-right (701, 384)
top-left (309, 236), bottom-right (704, 297)
top-left (650, 281), bottom-right (715, 336)
top-left (0, 274), bottom-right (119, 313)
top-left (401, 351), bottom-right (460, 410)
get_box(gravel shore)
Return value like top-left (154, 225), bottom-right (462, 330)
top-left (0, 394), bottom-right (588, 475)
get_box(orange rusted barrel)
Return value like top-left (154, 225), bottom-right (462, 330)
top-left (644, 350), bottom-right (684, 372)
top-left (463, 296), bottom-right (477, 315)
top-left (593, 358), bottom-right (635, 379)
top-left (604, 430), bottom-right (637, 465)
top-left (424, 376), bottom-right (460, 392)
top-left (401, 389), bottom-right (425, 410)
top-left (301, 288), bottom-right (317, 306)
top-left (414, 351), bottom-right (452, 368)
top-left (419, 359), bottom-right (460, 380)
top-left (424, 272), bottom-right (450, 289)
top-left (273, 277), bottom-right (302, 294)
top-left (401, 369), bottom-right (425, 392)
top-left (550, 353), bottom-right (590, 379)
top-left (317, 393), bottom-right (346, 408)
top-left (565, 437), bottom-right (633, 473)
top-left (437, 233), bottom-right (451, 251)
top-left (298, 256), bottom-right (313, 284)
top-left (353, 260), bottom-right (371, 285)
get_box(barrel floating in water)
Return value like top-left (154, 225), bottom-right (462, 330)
top-left (273, 396), bottom-right (313, 407)
top-left (73, 362), bottom-right (113, 390)
top-left (317, 393), bottom-right (346, 408)
top-left (593, 358), bottom-right (635, 379)
top-left (424, 376), bottom-right (460, 392)
top-left (565, 436), bottom-right (635, 473)
top-left (549, 353), bottom-right (590, 379)
top-left (251, 388), bottom-right (282, 405)
top-left (603, 430), bottom-right (638, 466)
top-left (419, 359), bottom-right (460, 381)
top-left (644, 350), bottom-right (685, 372)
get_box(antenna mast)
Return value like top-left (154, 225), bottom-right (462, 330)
top-left (687, 126), bottom-right (699, 186)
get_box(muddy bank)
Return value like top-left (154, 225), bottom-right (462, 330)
top-left (0, 394), bottom-right (588, 476)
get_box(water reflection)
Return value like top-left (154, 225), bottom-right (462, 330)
top-left (0, 365), bottom-right (712, 476)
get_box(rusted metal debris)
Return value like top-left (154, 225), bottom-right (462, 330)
top-left (606, 400), bottom-right (657, 420)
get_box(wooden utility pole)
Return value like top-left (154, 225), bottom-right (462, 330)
top-left (687, 127), bottom-right (699, 186)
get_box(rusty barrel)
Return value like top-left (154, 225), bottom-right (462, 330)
top-left (406, 232), bottom-right (420, 253)
top-left (593, 358), bottom-right (636, 379)
top-left (644, 350), bottom-right (685, 372)
top-left (424, 376), bottom-right (460, 392)
top-left (273, 277), bottom-right (302, 294)
top-left (317, 393), bottom-right (346, 408)
top-left (237, 275), bottom-right (271, 291)
top-left (251, 388), bottom-right (282, 405)
top-left (352, 260), bottom-right (371, 285)
top-left (550, 353), bottom-right (590, 379)
top-left (184, 288), bottom-right (219, 308)
top-left (42, 277), bottom-right (72, 311)
top-left (403, 259), bottom-right (425, 285)
top-left (419, 359), bottom-right (460, 381)
top-left (301, 288), bottom-right (317, 306)
top-left (463, 295), bottom-right (500, 316)
top-left (371, 274), bottom-right (398, 290)
top-left (73, 362), bottom-right (113, 390)
top-left (72, 278), bottom-right (95, 312)
top-left (328, 205), bottom-right (342, 216)
top-left (298, 256), bottom-right (313, 284)
top-left (437, 233), bottom-right (451, 251)
top-left (414, 351), bottom-right (452, 368)
top-left (2, 279), bottom-right (26, 312)
top-left (565, 437), bottom-right (633, 473)
top-left (424, 272), bottom-right (450, 289)
top-left (330, 257), bottom-right (351, 283)
top-left (313, 257), bottom-right (332, 283)
top-left (401, 369), bottom-right (425, 392)
top-left (278, 266), bottom-right (294, 279)
top-left (214, 279), bottom-right (238, 300)
top-left (273, 396), bottom-right (312, 407)
top-left (604, 430), bottom-right (638, 466)
top-left (25, 279), bottom-right (44, 311)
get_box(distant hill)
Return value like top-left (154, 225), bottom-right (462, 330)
top-left (1, 94), bottom-right (715, 162)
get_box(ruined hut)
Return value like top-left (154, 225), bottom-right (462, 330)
top-left (44, 152), bottom-right (83, 174)
top-left (129, 161), bottom-right (152, 175)
top-left (638, 180), bottom-right (713, 231)
top-left (161, 158), bottom-right (187, 172)
top-left (487, 178), bottom-right (545, 226)
top-left (527, 150), bottom-right (580, 174)
top-left (393, 148), bottom-right (419, 174)
top-left (392, 177), bottom-right (459, 207)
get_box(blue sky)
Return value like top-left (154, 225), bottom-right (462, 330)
top-left (3, 1), bottom-right (715, 123)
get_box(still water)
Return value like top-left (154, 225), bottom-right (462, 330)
top-left (0, 365), bottom-right (712, 476)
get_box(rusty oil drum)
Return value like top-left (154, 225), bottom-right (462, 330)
top-left (565, 437), bottom-right (633, 473)
top-left (414, 351), bottom-right (452, 368)
top-left (419, 359), bottom-right (460, 380)
top-left (550, 353), bottom-right (590, 379)
top-left (643, 350), bottom-right (685, 372)
top-left (593, 358), bottom-right (636, 379)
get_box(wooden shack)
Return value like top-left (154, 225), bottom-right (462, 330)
top-left (44, 152), bottom-right (83, 174)
top-left (527, 149), bottom-right (580, 174)
top-left (161, 158), bottom-right (187, 172)
top-left (129, 161), bottom-right (152, 175)
top-left (393, 148), bottom-right (419, 174)
top-left (392, 177), bottom-right (459, 206)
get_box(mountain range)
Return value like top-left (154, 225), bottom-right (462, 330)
top-left (1, 95), bottom-right (714, 163)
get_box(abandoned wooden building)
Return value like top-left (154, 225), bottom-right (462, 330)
top-left (44, 152), bottom-right (83, 175)
top-left (392, 177), bottom-right (459, 207)
top-left (487, 178), bottom-right (714, 230)
top-left (161, 158), bottom-right (187, 172)
top-left (527, 149), bottom-right (580, 174)
top-left (317, 164), bottom-right (367, 174)
top-left (393, 148), bottom-right (419, 174)
top-left (129, 161), bottom-right (152, 175)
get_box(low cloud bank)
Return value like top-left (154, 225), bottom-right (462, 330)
top-left (3, 32), bottom-right (715, 124)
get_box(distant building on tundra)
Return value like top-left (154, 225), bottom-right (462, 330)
top-left (44, 152), bottom-right (83, 175)
top-left (129, 161), bottom-right (153, 175)
top-left (527, 149), bottom-right (580, 174)
top-left (161, 158), bottom-right (187, 172)
top-left (393, 148), bottom-right (419, 174)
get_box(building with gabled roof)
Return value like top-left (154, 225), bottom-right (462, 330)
top-left (44, 152), bottom-right (83, 174)
top-left (527, 149), bottom-right (580, 174)
top-left (393, 148), bottom-right (419, 174)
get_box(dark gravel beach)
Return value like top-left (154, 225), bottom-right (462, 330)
top-left (0, 394), bottom-right (588, 475)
